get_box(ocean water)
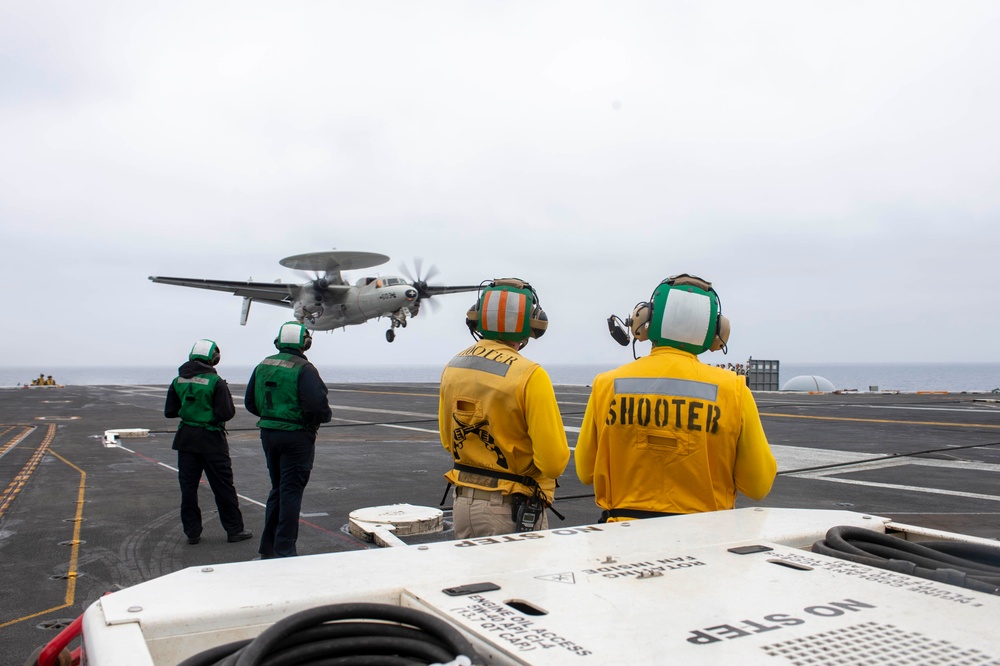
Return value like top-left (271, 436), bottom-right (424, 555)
top-left (3, 362), bottom-right (999, 393)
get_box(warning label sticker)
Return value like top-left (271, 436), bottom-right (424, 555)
top-left (451, 594), bottom-right (593, 657)
top-left (581, 555), bottom-right (706, 579)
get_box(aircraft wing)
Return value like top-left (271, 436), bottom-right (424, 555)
top-left (148, 276), bottom-right (301, 305)
top-left (422, 285), bottom-right (481, 297)
top-left (148, 275), bottom-right (351, 306)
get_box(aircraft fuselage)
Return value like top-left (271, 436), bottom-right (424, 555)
top-left (297, 275), bottom-right (419, 330)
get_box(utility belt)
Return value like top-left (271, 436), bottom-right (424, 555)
top-left (599, 508), bottom-right (680, 523)
top-left (443, 463), bottom-right (564, 531)
top-left (454, 486), bottom-right (519, 504)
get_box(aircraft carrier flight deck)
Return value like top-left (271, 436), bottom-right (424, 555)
top-left (2, 383), bottom-right (1000, 662)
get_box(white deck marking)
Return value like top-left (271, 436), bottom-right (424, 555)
top-left (770, 444), bottom-right (883, 471)
top-left (331, 404), bottom-right (436, 419)
top-left (332, 416), bottom-right (438, 434)
top-left (779, 446), bottom-right (1000, 502)
top-left (865, 405), bottom-right (1000, 414)
top-left (115, 443), bottom-right (267, 508)
top-left (791, 476), bottom-right (1000, 503)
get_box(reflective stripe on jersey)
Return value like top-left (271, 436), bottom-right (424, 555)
top-left (447, 355), bottom-right (512, 377)
top-left (614, 377), bottom-right (718, 402)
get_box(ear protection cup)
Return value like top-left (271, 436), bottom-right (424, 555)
top-left (628, 303), bottom-right (652, 342)
top-left (710, 314), bottom-right (730, 352)
top-left (528, 303), bottom-right (548, 339)
top-left (466, 301), bottom-right (480, 336)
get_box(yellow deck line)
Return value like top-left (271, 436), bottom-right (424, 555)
top-left (0, 429), bottom-right (87, 629)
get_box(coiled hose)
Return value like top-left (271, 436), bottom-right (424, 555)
top-left (178, 602), bottom-right (482, 666)
top-left (812, 526), bottom-right (1000, 595)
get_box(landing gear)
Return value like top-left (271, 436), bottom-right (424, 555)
top-left (386, 309), bottom-right (409, 343)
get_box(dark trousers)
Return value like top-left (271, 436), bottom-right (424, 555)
top-left (177, 450), bottom-right (245, 538)
top-left (259, 429), bottom-right (315, 558)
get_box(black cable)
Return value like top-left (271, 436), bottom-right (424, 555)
top-left (279, 637), bottom-right (452, 665)
top-left (812, 525), bottom-right (1000, 595)
top-left (178, 640), bottom-right (251, 666)
top-left (261, 623), bottom-right (455, 665)
top-left (181, 603), bottom-right (482, 666)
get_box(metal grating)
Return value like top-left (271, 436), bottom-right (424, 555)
top-left (761, 622), bottom-right (999, 665)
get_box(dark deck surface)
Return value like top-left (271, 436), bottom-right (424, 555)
top-left (3, 384), bottom-right (1000, 662)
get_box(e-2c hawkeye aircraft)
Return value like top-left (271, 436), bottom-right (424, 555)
top-left (149, 251), bottom-right (480, 342)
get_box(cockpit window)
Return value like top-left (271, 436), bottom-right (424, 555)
top-left (377, 277), bottom-right (404, 287)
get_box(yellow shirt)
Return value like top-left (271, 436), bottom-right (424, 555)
top-left (439, 340), bottom-right (570, 502)
top-left (575, 346), bottom-right (776, 517)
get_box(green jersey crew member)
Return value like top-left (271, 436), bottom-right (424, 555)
top-left (576, 274), bottom-right (777, 522)
top-left (245, 321), bottom-right (332, 558)
top-left (164, 339), bottom-right (252, 545)
top-left (439, 278), bottom-right (570, 538)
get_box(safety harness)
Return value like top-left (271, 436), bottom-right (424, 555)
top-left (440, 462), bottom-right (565, 522)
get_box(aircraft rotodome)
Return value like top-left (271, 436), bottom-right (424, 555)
top-left (149, 250), bottom-right (480, 342)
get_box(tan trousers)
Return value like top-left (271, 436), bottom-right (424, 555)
top-left (452, 487), bottom-right (549, 539)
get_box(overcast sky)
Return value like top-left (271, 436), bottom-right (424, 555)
top-left (3, 1), bottom-right (998, 372)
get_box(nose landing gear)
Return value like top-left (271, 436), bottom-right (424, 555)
top-left (386, 309), bottom-right (409, 343)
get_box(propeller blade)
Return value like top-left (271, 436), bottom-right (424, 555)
top-left (399, 263), bottom-right (414, 283)
top-left (399, 258), bottom-right (453, 315)
top-left (401, 258), bottom-right (438, 293)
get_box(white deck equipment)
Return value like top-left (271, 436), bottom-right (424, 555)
top-left (81, 508), bottom-right (1000, 665)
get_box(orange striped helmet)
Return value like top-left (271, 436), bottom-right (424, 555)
top-left (466, 279), bottom-right (548, 343)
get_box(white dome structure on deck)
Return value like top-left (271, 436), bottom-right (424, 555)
top-left (781, 375), bottom-right (836, 392)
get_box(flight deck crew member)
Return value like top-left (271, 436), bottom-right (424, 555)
top-left (576, 274), bottom-right (776, 522)
top-left (164, 339), bottom-right (252, 545)
top-left (439, 278), bottom-right (570, 538)
top-left (245, 321), bottom-right (332, 558)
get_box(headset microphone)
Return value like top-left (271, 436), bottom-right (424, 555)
top-left (607, 315), bottom-right (630, 346)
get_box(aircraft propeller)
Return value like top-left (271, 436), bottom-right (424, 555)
top-left (400, 258), bottom-right (442, 314)
top-left (290, 270), bottom-right (332, 304)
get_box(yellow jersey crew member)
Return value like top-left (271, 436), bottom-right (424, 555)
top-left (439, 278), bottom-right (570, 538)
top-left (576, 274), bottom-right (776, 522)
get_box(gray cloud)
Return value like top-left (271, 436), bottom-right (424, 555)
top-left (2, 1), bottom-right (998, 371)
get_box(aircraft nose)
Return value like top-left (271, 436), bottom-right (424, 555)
top-left (405, 288), bottom-right (418, 300)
